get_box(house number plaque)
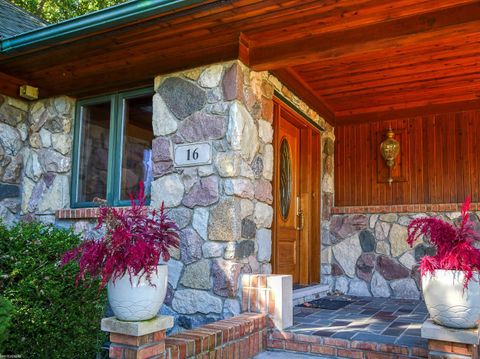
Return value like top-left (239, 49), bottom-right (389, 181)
top-left (173, 142), bottom-right (212, 167)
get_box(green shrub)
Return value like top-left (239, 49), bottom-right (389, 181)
top-left (0, 296), bottom-right (13, 351)
top-left (0, 220), bottom-right (107, 359)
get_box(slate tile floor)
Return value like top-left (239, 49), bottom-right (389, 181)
top-left (289, 295), bottom-right (428, 348)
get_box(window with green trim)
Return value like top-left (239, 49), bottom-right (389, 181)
top-left (71, 88), bottom-right (154, 207)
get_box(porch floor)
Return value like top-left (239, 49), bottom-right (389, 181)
top-left (291, 295), bottom-right (428, 348)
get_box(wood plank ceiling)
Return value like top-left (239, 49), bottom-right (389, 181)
top-left (0, 0), bottom-right (479, 125)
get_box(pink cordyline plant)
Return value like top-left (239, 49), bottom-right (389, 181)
top-left (407, 196), bottom-right (480, 287)
top-left (61, 182), bottom-right (179, 290)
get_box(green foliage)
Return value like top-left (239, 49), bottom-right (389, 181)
top-left (0, 221), bottom-right (107, 359)
top-left (0, 296), bottom-right (13, 352)
top-left (11, 0), bottom-right (129, 23)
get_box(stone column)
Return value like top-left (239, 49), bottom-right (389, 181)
top-left (422, 319), bottom-right (480, 359)
top-left (101, 315), bottom-right (173, 359)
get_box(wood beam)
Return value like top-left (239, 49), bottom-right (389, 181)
top-left (335, 98), bottom-right (480, 124)
top-left (272, 67), bottom-right (335, 125)
top-left (246, 2), bottom-right (480, 70)
top-left (0, 72), bottom-right (28, 99)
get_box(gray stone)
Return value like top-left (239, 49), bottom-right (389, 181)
top-left (369, 214), bottom-right (379, 229)
top-left (380, 213), bottom-right (398, 223)
top-left (398, 216), bottom-right (411, 226)
top-left (375, 221), bottom-right (391, 241)
top-left (25, 150), bottom-right (42, 181)
top-left (414, 244), bottom-right (436, 261)
top-left (152, 94), bottom-right (178, 136)
top-left (251, 155), bottom-right (263, 179)
top-left (421, 319), bottom-right (480, 345)
top-left (182, 167), bottom-right (198, 192)
top-left (335, 277), bottom-right (349, 294)
top-left (151, 174), bottom-right (185, 208)
top-left (192, 207), bottom-right (209, 240)
top-left (399, 251), bottom-right (417, 270)
top-left (166, 207), bottom-right (192, 229)
top-left (158, 77), bottom-right (206, 119)
top-left (0, 103), bottom-right (26, 126)
top-left (254, 180), bottom-right (273, 204)
top-left (262, 145), bottom-right (273, 180)
top-left (254, 202), bottom-right (273, 228)
top-left (198, 165), bottom-right (214, 177)
top-left (208, 198), bottom-right (241, 242)
top-left (51, 133), bottom-right (72, 155)
top-left (152, 136), bottom-right (172, 162)
top-left (180, 228), bottom-right (203, 264)
top-left (371, 272), bottom-right (390, 297)
top-left (359, 230), bottom-right (375, 252)
top-left (44, 116), bottom-right (66, 133)
top-left (240, 160), bottom-right (254, 179)
top-left (390, 224), bottom-right (414, 257)
top-left (207, 87), bottom-right (223, 103)
top-left (172, 289), bottom-right (222, 314)
top-left (227, 101), bottom-right (259, 162)
top-left (376, 255), bottom-right (409, 280)
top-left (198, 65), bottom-right (223, 88)
top-left (153, 160), bottom-right (173, 177)
top-left (202, 241), bottom-right (224, 258)
top-left (241, 218), bottom-right (256, 239)
top-left (240, 199), bottom-right (254, 219)
top-left (223, 299), bottom-right (241, 319)
top-left (29, 132), bottom-right (42, 149)
top-left (2, 155), bottom-right (23, 183)
top-left (215, 152), bottom-right (241, 177)
top-left (258, 120), bottom-right (273, 144)
top-left (180, 260), bottom-right (211, 290)
top-left (53, 96), bottom-right (73, 115)
top-left (376, 241), bottom-right (391, 256)
top-left (390, 278), bottom-right (420, 299)
top-left (257, 228), bottom-right (271, 262)
top-left (348, 278), bottom-right (371, 297)
top-left (182, 176), bottom-right (219, 208)
top-left (0, 123), bottom-right (21, 155)
top-left (37, 129), bottom-right (49, 148)
top-left (38, 148), bottom-right (71, 173)
top-left (179, 112), bottom-right (226, 142)
top-left (223, 242), bottom-right (235, 260)
top-left (0, 184), bottom-right (19, 200)
top-left (332, 234), bottom-right (362, 278)
top-left (212, 259), bottom-right (242, 298)
top-left (234, 240), bottom-right (255, 259)
top-left (224, 179), bottom-right (254, 199)
top-left (37, 175), bottom-right (69, 213)
top-left (168, 259), bottom-right (183, 289)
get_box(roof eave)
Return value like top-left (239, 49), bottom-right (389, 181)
top-left (0, 0), bottom-right (205, 54)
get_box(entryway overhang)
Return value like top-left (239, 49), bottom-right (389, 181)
top-left (0, 0), bottom-right (478, 127)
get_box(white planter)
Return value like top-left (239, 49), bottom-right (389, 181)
top-left (107, 265), bottom-right (168, 321)
top-left (422, 269), bottom-right (480, 329)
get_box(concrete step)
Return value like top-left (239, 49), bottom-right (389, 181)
top-left (292, 284), bottom-right (329, 306)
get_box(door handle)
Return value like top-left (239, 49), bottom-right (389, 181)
top-left (296, 196), bottom-right (304, 231)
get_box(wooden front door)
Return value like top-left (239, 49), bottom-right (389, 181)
top-left (273, 98), bottom-right (321, 285)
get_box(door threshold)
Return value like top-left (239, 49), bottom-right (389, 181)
top-left (292, 283), bottom-right (329, 306)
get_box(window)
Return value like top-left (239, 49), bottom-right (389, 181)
top-left (71, 88), bottom-right (154, 207)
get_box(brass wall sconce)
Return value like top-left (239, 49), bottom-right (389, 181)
top-left (380, 127), bottom-right (400, 185)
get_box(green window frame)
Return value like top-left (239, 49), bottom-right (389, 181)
top-left (71, 87), bottom-right (154, 208)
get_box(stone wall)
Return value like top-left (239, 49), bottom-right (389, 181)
top-left (320, 211), bottom-right (474, 299)
top-left (0, 94), bottom-right (75, 225)
top-left (151, 60), bottom-right (331, 332)
top-left (0, 95), bottom-right (29, 224)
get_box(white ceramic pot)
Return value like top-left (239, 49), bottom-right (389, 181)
top-left (107, 265), bottom-right (168, 321)
top-left (422, 269), bottom-right (480, 329)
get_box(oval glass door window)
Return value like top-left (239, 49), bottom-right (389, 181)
top-left (280, 138), bottom-right (292, 220)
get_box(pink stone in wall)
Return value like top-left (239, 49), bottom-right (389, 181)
top-left (182, 176), bottom-right (219, 208)
top-left (254, 180), bottom-right (273, 204)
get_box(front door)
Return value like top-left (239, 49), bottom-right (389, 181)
top-left (273, 98), bottom-right (321, 285)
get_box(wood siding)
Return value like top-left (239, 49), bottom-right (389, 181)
top-left (334, 109), bottom-right (480, 206)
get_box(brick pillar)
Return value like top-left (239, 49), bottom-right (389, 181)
top-left (241, 274), bottom-right (293, 330)
top-left (422, 319), bottom-right (480, 359)
top-left (101, 315), bottom-right (173, 359)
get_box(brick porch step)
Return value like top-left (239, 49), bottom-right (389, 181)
top-left (267, 330), bottom-right (428, 359)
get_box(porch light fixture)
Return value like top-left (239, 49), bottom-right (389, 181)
top-left (380, 127), bottom-right (400, 185)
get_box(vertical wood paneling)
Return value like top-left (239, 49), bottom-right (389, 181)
top-left (335, 109), bottom-right (480, 206)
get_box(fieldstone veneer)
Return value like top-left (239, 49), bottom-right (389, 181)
top-left (320, 211), bottom-right (478, 299)
top-left (151, 60), bottom-right (333, 332)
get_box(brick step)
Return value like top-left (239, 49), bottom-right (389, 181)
top-left (267, 330), bottom-right (428, 359)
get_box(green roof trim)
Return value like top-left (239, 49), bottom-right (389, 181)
top-left (0, 0), bottom-right (205, 53)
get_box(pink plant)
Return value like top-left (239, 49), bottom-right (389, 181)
top-left (407, 196), bottom-right (480, 287)
top-left (61, 182), bottom-right (179, 289)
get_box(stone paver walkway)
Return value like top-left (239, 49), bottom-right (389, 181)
top-left (288, 295), bottom-right (428, 348)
